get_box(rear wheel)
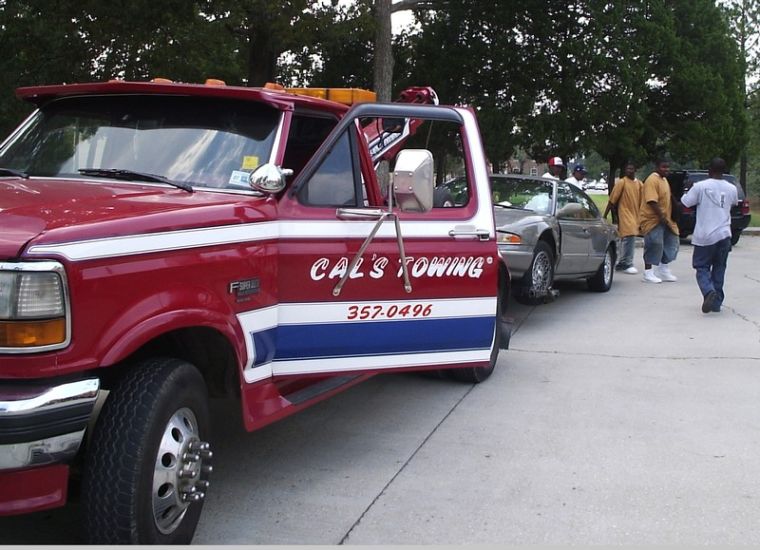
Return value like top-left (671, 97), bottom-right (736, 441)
top-left (731, 230), bottom-right (741, 245)
top-left (587, 246), bottom-right (614, 292)
top-left (82, 358), bottom-right (212, 544)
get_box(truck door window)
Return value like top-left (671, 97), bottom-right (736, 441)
top-left (368, 118), bottom-right (471, 209)
top-left (281, 114), bottom-right (336, 179)
top-left (298, 129), bottom-right (360, 207)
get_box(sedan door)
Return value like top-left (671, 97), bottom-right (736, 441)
top-left (554, 181), bottom-right (593, 274)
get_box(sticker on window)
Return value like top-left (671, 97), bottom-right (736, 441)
top-left (242, 156), bottom-right (259, 170)
top-left (229, 170), bottom-right (251, 186)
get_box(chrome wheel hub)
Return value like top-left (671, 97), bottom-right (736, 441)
top-left (152, 407), bottom-right (213, 534)
top-left (603, 251), bottom-right (612, 284)
top-left (531, 251), bottom-right (552, 293)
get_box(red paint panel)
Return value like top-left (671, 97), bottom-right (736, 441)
top-left (0, 465), bottom-right (69, 516)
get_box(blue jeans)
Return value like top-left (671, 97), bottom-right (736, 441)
top-left (643, 223), bottom-right (679, 266)
top-left (616, 235), bottom-right (636, 269)
top-left (692, 237), bottom-right (731, 310)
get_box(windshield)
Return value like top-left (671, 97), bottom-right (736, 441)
top-left (490, 177), bottom-right (553, 214)
top-left (0, 95), bottom-right (281, 190)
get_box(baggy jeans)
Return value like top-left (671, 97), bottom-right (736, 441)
top-left (692, 237), bottom-right (731, 310)
top-left (643, 223), bottom-right (679, 266)
top-left (616, 235), bottom-right (636, 269)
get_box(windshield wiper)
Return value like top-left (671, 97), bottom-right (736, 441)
top-left (0, 167), bottom-right (30, 178)
top-left (493, 203), bottom-right (528, 210)
top-left (78, 168), bottom-right (193, 192)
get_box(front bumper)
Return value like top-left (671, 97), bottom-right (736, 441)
top-left (0, 378), bottom-right (99, 515)
top-left (498, 244), bottom-right (534, 280)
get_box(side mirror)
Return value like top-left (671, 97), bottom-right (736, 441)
top-left (557, 202), bottom-right (583, 219)
top-left (392, 149), bottom-right (434, 212)
top-left (249, 163), bottom-right (293, 194)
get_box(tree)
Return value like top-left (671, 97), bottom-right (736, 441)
top-left (0, 0), bottom-right (92, 134)
top-left (651, 0), bottom-right (745, 169)
top-left (722, 0), bottom-right (760, 192)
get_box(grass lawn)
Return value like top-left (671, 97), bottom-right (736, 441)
top-left (589, 193), bottom-right (609, 214)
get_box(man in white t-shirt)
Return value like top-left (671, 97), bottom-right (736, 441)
top-left (565, 164), bottom-right (586, 189)
top-left (542, 156), bottom-right (563, 179)
top-left (680, 157), bottom-right (739, 313)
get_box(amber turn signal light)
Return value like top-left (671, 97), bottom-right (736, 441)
top-left (0, 318), bottom-right (66, 347)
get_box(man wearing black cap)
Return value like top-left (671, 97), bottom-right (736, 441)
top-left (565, 164), bottom-right (586, 189)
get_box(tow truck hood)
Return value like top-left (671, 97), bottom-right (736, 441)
top-left (0, 178), bottom-right (274, 260)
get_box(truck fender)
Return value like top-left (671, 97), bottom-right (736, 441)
top-left (98, 293), bottom-right (247, 369)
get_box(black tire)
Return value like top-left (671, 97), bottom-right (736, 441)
top-left (731, 230), bottom-right (741, 245)
top-left (448, 294), bottom-right (502, 383)
top-left (82, 358), bottom-right (211, 544)
top-left (587, 246), bottom-right (615, 292)
top-left (514, 240), bottom-right (554, 305)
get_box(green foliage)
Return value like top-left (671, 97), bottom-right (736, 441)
top-left (655, 0), bottom-right (747, 168)
top-left (0, 0), bottom-right (751, 180)
top-left (747, 92), bottom-right (760, 196)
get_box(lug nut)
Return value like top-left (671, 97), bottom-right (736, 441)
top-left (202, 464), bottom-right (213, 474)
top-left (178, 469), bottom-right (195, 479)
top-left (183, 452), bottom-right (201, 462)
top-left (195, 480), bottom-right (210, 490)
top-left (200, 450), bottom-right (213, 460)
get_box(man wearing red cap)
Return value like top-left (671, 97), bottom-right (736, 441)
top-left (542, 156), bottom-right (564, 180)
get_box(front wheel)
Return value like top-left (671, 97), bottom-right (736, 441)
top-left (587, 246), bottom-right (615, 292)
top-left (514, 240), bottom-right (554, 305)
top-left (82, 358), bottom-right (212, 544)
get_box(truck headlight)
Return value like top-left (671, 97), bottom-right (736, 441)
top-left (0, 262), bottom-right (69, 350)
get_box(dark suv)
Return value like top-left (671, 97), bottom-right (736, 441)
top-left (669, 170), bottom-right (752, 245)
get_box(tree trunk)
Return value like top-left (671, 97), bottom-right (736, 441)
top-left (373, 0), bottom-right (393, 102)
top-left (247, 23), bottom-right (278, 86)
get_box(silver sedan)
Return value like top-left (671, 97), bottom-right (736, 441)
top-left (489, 174), bottom-right (619, 304)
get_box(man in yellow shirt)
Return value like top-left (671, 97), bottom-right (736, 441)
top-left (639, 159), bottom-right (679, 283)
top-left (603, 161), bottom-right (642, 274)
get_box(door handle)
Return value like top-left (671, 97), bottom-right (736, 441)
top-left (448, 227), bottom-right (490, 241)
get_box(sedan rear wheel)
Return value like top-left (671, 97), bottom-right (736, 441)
top-left (587, 246), bottom-right (614, 292)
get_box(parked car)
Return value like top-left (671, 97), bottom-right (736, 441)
top-left (668, 170), bottom-right (751, 245)
top-left (489, 174), bottom-right (618, 304)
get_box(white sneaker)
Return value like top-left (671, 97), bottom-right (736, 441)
top-left (655, 264), bottom-right (677, 282)
top-left (623, 266), bottom-right (639, 274)
top-left (642, 269), bottom-right (662, 283)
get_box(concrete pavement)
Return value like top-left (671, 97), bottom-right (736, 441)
top-left (2, 235), bottom-right (759, 544)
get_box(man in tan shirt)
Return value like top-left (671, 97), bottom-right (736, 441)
top-left (639, 159), bottom-right (679, 283)
top-left (603, 162), bottom-right (642, 274)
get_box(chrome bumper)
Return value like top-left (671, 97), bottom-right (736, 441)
top-left (0, 378), bottom-right (99, 470)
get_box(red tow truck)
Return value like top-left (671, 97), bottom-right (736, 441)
top-left (0, 78), bottom-right (510, 543)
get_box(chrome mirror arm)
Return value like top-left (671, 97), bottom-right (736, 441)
top-left (332, 179), bottom-right (412, 297)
